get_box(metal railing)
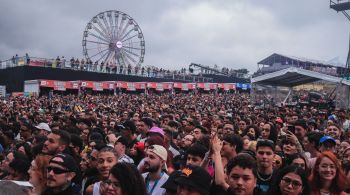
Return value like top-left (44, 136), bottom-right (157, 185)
top-left (0, 56), bottom-right (213, 82)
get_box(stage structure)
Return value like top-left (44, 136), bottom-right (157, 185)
top-left (330, 0), bottom-right (350, 76)
top-left (251, 67), bottom-right (350, 109)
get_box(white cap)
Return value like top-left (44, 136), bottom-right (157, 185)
top-left (35, 123), bottom-right (51, 132)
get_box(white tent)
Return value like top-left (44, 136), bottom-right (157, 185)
top-left (252, 67), bottom-right (350, 87)
top-left (251, 67), bottom-right (350, 109)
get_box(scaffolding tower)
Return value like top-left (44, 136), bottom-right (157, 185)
top-left (330, 0), bottom-right (350, 76)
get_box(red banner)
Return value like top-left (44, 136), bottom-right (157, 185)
top-left (173, 82), bottom-right (183, 89)
top-left (197, 83), bottom-right (217, 90)
top-left (80, 81), bottom-right (94, 89)
top-left (92, 82), bottom-right (103, 91)
top-left (162, 83), bottom-right (173, 90)
top-left (126, 82), bottom-right (135, 91)
top-left (40, 80), bottom-right (54, 88)
top-left (66, 81), bottom-right (80, 89)
top-left (147, 82), bottom-right (157, 89)
top-left (218, 83), bottom-right (236, 90)
top-left (39, 80), bottom-right (67, 91)
top-left (34, 80), bottom-right (237, 92)
top-left (53, 81), bottom-right (67, 91)
top-left (116, 81), bottom-right (125, 88)
top-left (187, 83), bottom-right (196, 90)
top-left (29, 59), bottom-right (47, 67)
top-left (102, 81), bottom-right (115, 90)
top-left (134, 82), bottom-right (146, 90)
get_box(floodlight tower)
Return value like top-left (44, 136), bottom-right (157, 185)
top-left (330, 0), bottom-right (350, 76)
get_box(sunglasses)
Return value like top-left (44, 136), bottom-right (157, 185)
top-left (47, 166), bottom-right (70, 174)
top-left (103, 179), bottom-right (121, 189)
top-left (281, 177), bottom-right (302, 188)
top-left (257, 138), bottom-right (274, 144)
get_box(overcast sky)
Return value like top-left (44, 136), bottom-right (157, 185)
top-left (0, 0), bottom-right (349, 72)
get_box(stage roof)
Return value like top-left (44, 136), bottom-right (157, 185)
top-left (258, 53), bottom-right (345, 68)
top-left (251, 67), bottom-right (350, 87)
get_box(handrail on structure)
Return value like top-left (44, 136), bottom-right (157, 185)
top-left (0, 56), bottom-right (214, 83)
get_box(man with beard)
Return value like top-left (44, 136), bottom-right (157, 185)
top-left (42, 129), bottom-right (71, 155)
top-left (142, 144), bottom-right (169, 195)
top-left (42, 153), bottom-right (79, 195)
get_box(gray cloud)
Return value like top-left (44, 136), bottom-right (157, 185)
top-left (0, 0), bottom-right (349, 72)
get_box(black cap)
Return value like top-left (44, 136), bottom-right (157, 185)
top-left (294, 119), bottom-right (307, 129)
top-left (256, 139), bottom-right (275, 151)
top-left (115, 136), bottom-right (129, 147)
top-left (175, 165), bottom-right (212, 195)
top-left (141, 117), bottom-right (154, 128)
top-left (161, 170), bottom-right (182, 192)
top-left (78, 118), bottom-right (92, 127)
top-left (122, 120), bottom-right (136, 133)
top-left (50, 153), bottom-right (79, 173)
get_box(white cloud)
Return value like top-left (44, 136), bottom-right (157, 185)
top-left (0, 0), bottom-right (349, 73)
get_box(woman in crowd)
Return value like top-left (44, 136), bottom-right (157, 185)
top-left (260, 122), bottom-right (278, 143)
top-left (341, 147), bottom-right (350, 166)
top-left (100, 163), bottom-right (147, 195)
top-left (288, 153), bottom-right (309, 173)
top-left (281, 136), bottom-right (299, 156)
top-left (309, 151), bottom-right (348, 195)
top-left (268, 165), bottom-right (310, 195)
top-left (243, 125), bottom-right (260, 140)
top-left (28, 155), bottom-right (52, 195)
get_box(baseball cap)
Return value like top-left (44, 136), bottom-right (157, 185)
top-left (319, 136), bottom-right (336, 144)
top-left (122, 120), bottom-right (137, 133)
top-left (294, 119), bottom-right (307, 129)
top-left (80, 118), bottom-right (92, 126)
top-left (49, 153), bottom-right (79, 174)
top-left (275, 117), bottom-right (283, 124)
top-left (147, 127), bottom-right (165, 137)
top-left (135, 142), bottom-right (145, 151)
top-left (161, 170), bottom-right (182, 192)
top-left (35, 122), bottom-right (51, 132)
top-left (328, 114), bottom-right (338, 122)
top-left (256, 138), bottom-right (275, 151)
top-left (175, 165), bottom-right (212, 195)
top-left (115, 136), bottom-right (129, 147)
top-left (146, 145), bottom-right (167, 161)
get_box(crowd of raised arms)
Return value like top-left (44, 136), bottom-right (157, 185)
top-left (0, 92), bottom-right (350, 195)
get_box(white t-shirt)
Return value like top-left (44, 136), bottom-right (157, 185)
top-left (142, 172), bottom-right (169, 195)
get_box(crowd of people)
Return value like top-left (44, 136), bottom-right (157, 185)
top-left (2, 54), bottom-right (197, 80)
top-left (0, 92), bottom-right (349, 195)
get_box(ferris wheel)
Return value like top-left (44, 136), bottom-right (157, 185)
top-left (82, 10), bottom-right (145, 67)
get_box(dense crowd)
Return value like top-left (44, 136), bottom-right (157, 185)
top-left (0, 92), bottom-right (349, 195)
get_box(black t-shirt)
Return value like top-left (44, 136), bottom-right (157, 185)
top-left (256, 170), bottom-right (278, 193)
top-left (42, 185), bottom-right (80, 195)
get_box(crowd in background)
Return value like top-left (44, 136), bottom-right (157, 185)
top-left (0, 92), bottom-right (349, 195)
top-left (2, 54), bottom-right (240, 82)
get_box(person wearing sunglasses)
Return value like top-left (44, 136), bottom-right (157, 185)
top-left (267, 165), bottom-right (309, 195)
top-left (42, 153), bottom-right (79, 195)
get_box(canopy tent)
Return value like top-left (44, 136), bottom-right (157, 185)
top-left (251, 67), bottom-right (350, 109)
top-left (251, 67), bottom-right (350, 87)
top-left (258, 53), bottom-right (344, 68)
